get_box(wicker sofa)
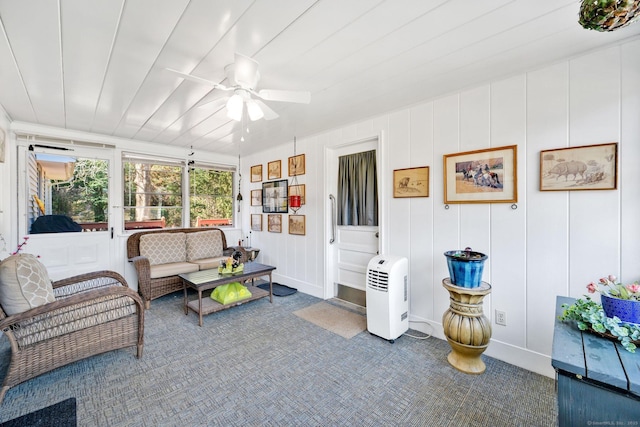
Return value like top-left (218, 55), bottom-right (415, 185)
top-left (127, 228), bottom-right (247, 309)
top-left (0, 269), bottom-right (144, 403)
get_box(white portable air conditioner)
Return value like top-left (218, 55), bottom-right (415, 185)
top-left (366, 255), bottom-right (409, 342)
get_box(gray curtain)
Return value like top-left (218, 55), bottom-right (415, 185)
top-left (337, 150), bottom-right (378, 226)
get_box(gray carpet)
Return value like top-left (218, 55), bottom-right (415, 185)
top-left (0, 291), bottom-right (557, 426)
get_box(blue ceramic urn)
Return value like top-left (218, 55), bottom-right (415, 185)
top-left (444, 248), bottom-right (488, 288)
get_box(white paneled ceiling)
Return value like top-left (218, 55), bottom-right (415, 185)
top-left (0, 0), bottom-right (638, 155)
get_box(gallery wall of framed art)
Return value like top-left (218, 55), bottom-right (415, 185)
top-left (249, 152), bottom-right (307, 236)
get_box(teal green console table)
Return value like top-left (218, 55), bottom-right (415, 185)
top-left (552, 296), bottom-right (640, 426)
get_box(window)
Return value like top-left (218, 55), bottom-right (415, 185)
top-left (122, 155), bottom-right (235, 230)
top-left (123, 160), bottom-right (183, 229)
top-left (189, 166), bottom-right (234, 227)
top-left (27, 152), bottom-right (110, 233)
top-left (337, 150), bottom-right (378, 226)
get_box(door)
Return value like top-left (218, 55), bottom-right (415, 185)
top-left (326, 137), bottom-right (380, 305)
top-left (17, 142), bottom-right (117, 280)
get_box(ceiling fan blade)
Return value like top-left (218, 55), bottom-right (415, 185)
top-left (234, 53), bottom-right (260, 88)
top-left (257, 89), bottom-right (310, 104)
top-left (254, 99), bottom-right (279, 120)
top-left (165, 68), bottom-right (230, 91)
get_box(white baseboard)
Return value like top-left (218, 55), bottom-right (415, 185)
top-left (272, 274), bottom-right (323, 298)
top-left (408, 315), bottom-right (555, 379)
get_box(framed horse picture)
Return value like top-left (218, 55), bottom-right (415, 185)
top-left (443, 145), bottom-right (517, 204)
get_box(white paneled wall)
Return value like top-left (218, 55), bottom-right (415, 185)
top-left (242, 40), bottom-right (640, 378)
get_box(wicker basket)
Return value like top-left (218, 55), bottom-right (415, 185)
top-left (579, 0), bottom-right (640, 32)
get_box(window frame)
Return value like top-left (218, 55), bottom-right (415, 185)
top-left (122, 153), bottom-right (236, 232)
top-left (19, 143), bottom-right (114, 235)
top-left (188, 164), bottom-right (235, 228)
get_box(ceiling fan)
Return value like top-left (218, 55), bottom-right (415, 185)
top-left (167, 53), bottom-right (310, 121)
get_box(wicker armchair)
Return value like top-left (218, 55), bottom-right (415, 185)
top-left (0, 270), bottom-right (144, 403)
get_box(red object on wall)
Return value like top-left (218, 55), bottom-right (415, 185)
top-left (290, 195), bottom-right (301, 208)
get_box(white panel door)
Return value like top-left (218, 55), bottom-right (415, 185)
top-left (326, 138), bottom-right (379, 297)
top-left (17, 143), bottom-right (116, 281)
top-left (335, 225), bottom-right (378, 292)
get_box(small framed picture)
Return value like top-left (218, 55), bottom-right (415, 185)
top-left (251, 214), bottom-right (262, 231)
top-left (288, 184), bottom-right (306, 205)
top-left (262, 179), bottom-right (288, 213)
top-left (268, 160), bottom-right (281, 180)
top-left (288, 154), bottom-right (305, 176)
top-left (393, 166), bottom-right (429, 198)
top-left (540, 142), bottom-right (617, 191)
top-left (289, 215), bottom-right (305, 236)
top-left (250, 165), bottom-right (262, 182)
top-left (268, 214), bottom-right (282, 233)
top-left (251, 189), bottom-right (262, 206)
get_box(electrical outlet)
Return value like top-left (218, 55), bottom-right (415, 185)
top-left (495, 310), bottom-right (507, 326)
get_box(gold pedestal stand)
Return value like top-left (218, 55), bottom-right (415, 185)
top-left (442, 278), bottom-right (492, 374)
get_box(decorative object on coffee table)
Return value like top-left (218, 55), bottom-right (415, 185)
top-left (180, 262), bottom-right (276, 326)
top-left (442, 278), bottom-right (492, 374)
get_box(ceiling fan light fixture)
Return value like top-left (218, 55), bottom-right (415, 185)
top-left (226, 94), bottom-right (243, 121)
top-left (246, 99), bottom-right (264, 121)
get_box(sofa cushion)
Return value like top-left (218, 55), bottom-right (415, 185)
top-left (149, 262), bottom-right (199, 279)
top-left (139, 232), bottom-right (186, 266)
top-left (186, 230), bottom-right (224, 261)
top-left (189, 256), bottom-right (228, 271)
top-left (0, 254), bottom-right (55, 316)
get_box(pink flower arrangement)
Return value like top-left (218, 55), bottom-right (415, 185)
top-left (587, 275), bottom-right (640, 301)
top-left (11, 236), bottom-right (30, 255)
top-left (0, 236), bottom-right (40, 258)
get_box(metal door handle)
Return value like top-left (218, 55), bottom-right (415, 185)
top-left (329, 194), bottom-right (336, 244)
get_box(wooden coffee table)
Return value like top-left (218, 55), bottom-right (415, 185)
top-left (180, 262), bottom-right (276, 326)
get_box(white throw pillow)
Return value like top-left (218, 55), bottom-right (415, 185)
top-left (0, 253), bottom-right (55, 316)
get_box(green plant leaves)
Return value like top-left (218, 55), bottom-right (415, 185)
top-left (560, 297), bottom-right (640, 352)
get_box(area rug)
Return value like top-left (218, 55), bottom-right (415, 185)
top-left (0, 398), bottom-right (76, 427)
top-left (293, 302), bottom-right (366, 339)
top-left (257, 282), bottom-right (297, 296)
